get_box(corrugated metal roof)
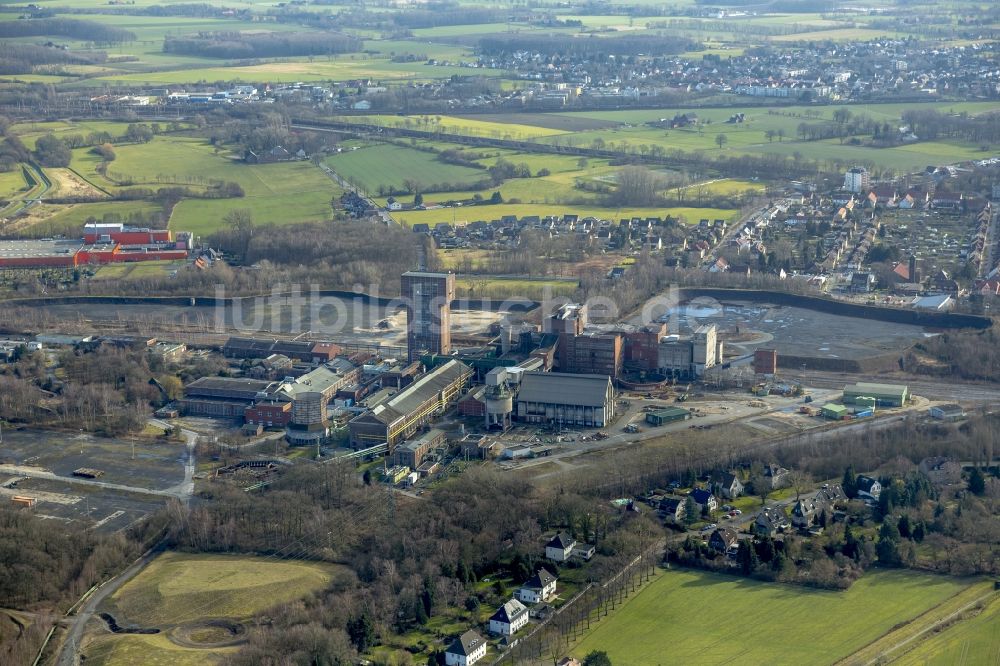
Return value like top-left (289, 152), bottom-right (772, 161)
top-left (517, 372), bottom-right (612, 407)
top-left (845, 382), bottom-right (908, 396)
top-left (369, 359), bottom-right (471, 425)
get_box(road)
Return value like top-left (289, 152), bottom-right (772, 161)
top-left (150, 419), bottom-right (198, 502)
top-left (0, 464), bottom-right (181, 498)
top-left (55, 540), bottom-right (167, 666)
top-left (318, 163), bottom-right (396, 225)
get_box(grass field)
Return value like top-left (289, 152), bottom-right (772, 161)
top-left (109, 552), bottom-right (339, 626)
top-left (10, 120), bottom-right (149, 150)
top-left (59, 136), bottom-right (337, 236)
top-left (82, 632), bottom-right (237, 666)
top-left (454, 276), bottom-right (578, 299)
top-left (14, 201), bottom-right (164, 238)
top-left (0, 167), bottom-right (28, 199)
top-left (340, 114), bottom-right (569, 139)
top-left (893, 591), bottom-right (1000, 666)
top-left (84, 552), bottom-right (340, 666)
top-left (325, 143), bottom-right (486, 192)
top-left (571, 569), bottom-right (976, 665)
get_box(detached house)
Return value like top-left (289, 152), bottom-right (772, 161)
top-left (516, 569), bottom-right (557, 604)
top-left (489, 599), bottom-right (529, 636)
top-left (754, 507), bottom-right (790, 537)
top-left (709, 527), bottom-right (738, 553)
top-left (545, 533), bottom-right (576, 562)
top-left (690, 488), bottom-right (718, 512)
top-left (445, 630), bottom-right (487, 666)
top-left (658, 496), bottom-right (686, 523)
top-left (714, 472), bottom-right (744, 499)
top-left (856, 475), bottom-right (882, 501)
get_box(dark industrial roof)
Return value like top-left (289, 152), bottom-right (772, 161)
top-left (367, 360), bottom-right (472, 425)
top-left (517, 372), bottom-right (612, 407)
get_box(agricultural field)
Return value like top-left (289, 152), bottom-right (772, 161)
top-left (84, 552), bottom-right (342, 666)
top-left (0, 167), bottom-right (28, 199)
top-left (325, 143), bottom-right (487, 193)
top-left (893, 592), bottom-right (1000, 665)
top-left (12, 201), bottom-right (164, 238)
top-left (56, 136), bottom-right (337, 236)
top-left (571, 569), bottom-right (978, 665)
top-left (364, 101), bottom-right (1000, 173)
top-left (341, 114), bottom-right (570, 139)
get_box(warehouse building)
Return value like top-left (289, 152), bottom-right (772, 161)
top-left (0, 224), bottom-right (190, 269)
top-left (843, 382), bottom-right (909, 407)
top-left (515, 372), bottom-right (616, 427)
top-left (179, 377), bottom-right (277, 418)
top-left (645, 406), bottom-right (691, 426)
top-left (348, 359), bottom-right (472, 450)
top-left (223, 337), bottom-right (342, 363)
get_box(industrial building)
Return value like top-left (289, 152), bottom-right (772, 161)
top-left (515, 372), bottom-right (616, 427)
top-left (281, 365), bottom-right (358, 445)
top-left (656, 324), bottom-right (723, 379)
top-left (348, 359), bottom-right (472, 450)
top-left (842, 382), bottom-right (909, 407)
top-left (545, 303), bottom-right (623, 377)
top-left (645, 406), bottom-right (691, 426)
top-left (402, 270), bottom-right (455, 362)
top-left (393, 428), bottom-right (445, 469)
top-left (178, 377), bottom-right (278, 418)
top-left (0, 223), bottom-right (190, 269)
top-left (223, 337), bottom-right (342, 363)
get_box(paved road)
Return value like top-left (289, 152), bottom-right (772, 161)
top-left (0, 464), bottom-right (180, 498)
top-left (150, 419), bottom-right (198, 502)
top-left (55, 541), bottom-right (167, 666)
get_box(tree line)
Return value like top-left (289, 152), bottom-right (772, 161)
top-left (0, 18), bottom-right (135, 44)
top-left (163, 31), bottom-right (360, 59)
top-left (478, 33), bottom-right (695, 59)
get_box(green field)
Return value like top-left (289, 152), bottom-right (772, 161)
top-left (60, 136), bottom-right (338, 236)
top-left (571, 569), bottom-right (976, 665)
top-left (109, 552), bottom-right (339, 625)
top-left (83, 552), bottom-right (340, 666)
top-left (16, 201), bottom-right (164, 238)
top-left (82, 632), bottom-right (237, 666)
top-left (10, 120), bottom-right (144, 150)
top-left (325, 143), bottom-right (487, 192)
top-left (894, 593), bottom-right (1000, 665)
top-left (0, 167), bottom-right (28, 199)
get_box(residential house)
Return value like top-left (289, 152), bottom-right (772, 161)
top-left (763, 464), bottom-right (789, 489)
top-left (572, 543), bottom-right (596, 561)
top-left (753, 507), bottom-right (789, 537)
top-left (658, 496), bottom-right (686, 523)
top-left (709, 527), bottom-right (738, 553)
top-left (856, 475), bottom-right (882, 501)
top-left (918, 457), bottom-right (962, 485)
top-left (445, 630), bottom-right (487, 666)
top-left (545, 532), bottom-right (576, 562)
top-left (714, 472), bottom-right (744, 499)
top-left (516, 569), bottom-right (557, 604)
top-left (489, 599), bottom-right (529, 636)
top-left (690, 488), bottom-right (718, 512)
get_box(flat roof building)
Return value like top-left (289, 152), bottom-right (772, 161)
top-left (843, 382), bottom-right (909, 407)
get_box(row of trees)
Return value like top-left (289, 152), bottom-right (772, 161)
top-left (0, 18), bottom-right (135, 44)
top-left (163, 31), bottom-right (360, 59)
